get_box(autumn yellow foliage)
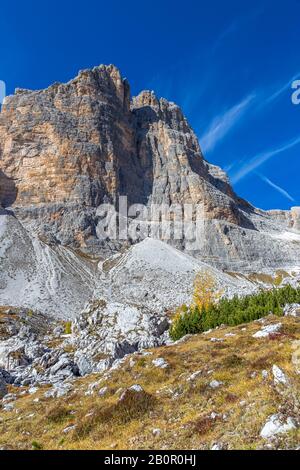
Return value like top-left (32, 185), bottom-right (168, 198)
top-left (192, 271), bottom-right (223, 310)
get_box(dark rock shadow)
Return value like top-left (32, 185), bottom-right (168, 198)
top-left (120, 105), bottom-right (158, 206)
top-left (0, 170), bottom-right (18, 208)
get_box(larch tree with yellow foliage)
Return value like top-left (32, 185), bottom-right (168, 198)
top-left (170, 271), bottom-right (223, 341)
top-left (192, 271), bottom-right (223, 310)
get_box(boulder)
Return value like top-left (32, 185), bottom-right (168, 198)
top-left (272, 365), bottom-right (289, 386)
top-left (260, 414), bottom-right (296, 439)
top-left (253, 323), bottom-right (282, 338)
top-left (284, 304), bottom-right (300, 317)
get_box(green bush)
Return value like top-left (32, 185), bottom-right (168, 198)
top-left (31, 440), bottom-right (43, 450)
top-left (170, 285), bottom-right (300, 341)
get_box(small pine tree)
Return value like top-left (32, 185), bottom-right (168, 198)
top-left (169, 279), bottom-right (300, 341)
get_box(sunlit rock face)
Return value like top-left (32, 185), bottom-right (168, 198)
top-left (0, 65), bottom-right (144, 253)
top-left (0, 64), bottom-right (300, 270)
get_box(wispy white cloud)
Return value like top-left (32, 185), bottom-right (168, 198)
top-left (257, 173), bottom-right (295, 202)
top-left (231, 135), bottom-right (300, 184)
top-left (200, 94), bottom-right (255, 154)
top-left (262, 71), bottom-right (300, 107)
top-left (223, 162), bottom-right (236, 173)
top-left (212, 7), bottom-right (263, 53)
top-left (211, 20), bottom-right (239, 53)
top-left (265, 80), bottom-right (291, 105)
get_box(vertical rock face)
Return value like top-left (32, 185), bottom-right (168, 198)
top-left (0, 65), bottom-right (133, 206)
top-left (0, 64), bottom-right (300, 269)
top-left (0, 65), bottom-right (145, 251)
top-left (131, 90), bottom-right (251, 226)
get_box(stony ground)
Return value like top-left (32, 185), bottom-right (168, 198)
top-left (0, 314), bottom-right (299, 450)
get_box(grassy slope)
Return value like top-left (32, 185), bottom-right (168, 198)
top-left (0, 315), bottom-right (299, 450)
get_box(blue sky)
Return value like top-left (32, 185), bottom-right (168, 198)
top-left (0, 0), bottom-right (299, 210)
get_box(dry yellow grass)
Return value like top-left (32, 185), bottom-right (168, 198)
top-left (0, 315), bottom-right (299, 450)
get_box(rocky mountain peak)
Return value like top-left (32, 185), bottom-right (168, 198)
top-left (132, 90), bottom-right (159, 108)
top-left (0, 64), bottom-right (300, 270)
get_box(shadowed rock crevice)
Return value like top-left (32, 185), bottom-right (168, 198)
top-left (0, 171), bottom-right (17, 208)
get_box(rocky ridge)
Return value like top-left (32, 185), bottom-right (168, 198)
top-left (0, 301), bottom-right (170, 389)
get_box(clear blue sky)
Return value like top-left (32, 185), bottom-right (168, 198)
top-left (1, 0), bottom-right (299, 210)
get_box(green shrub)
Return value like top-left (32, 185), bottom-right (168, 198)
top-left (32, 440), bottom-right (43, 450)
top-left (170, 285), bottom-right (300, 341)
top-left (169, 305), bottom-right (202, 340)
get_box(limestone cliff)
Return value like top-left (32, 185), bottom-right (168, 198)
top-left (0, 64), bottom-right (299, 270)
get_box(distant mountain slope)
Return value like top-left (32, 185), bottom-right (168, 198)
top-left (97, 238), bottom-right (257, 312)
top-left (0, 210), bottom-right (96, 318)
top-left (0, 212), bottom-right (258, 318)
